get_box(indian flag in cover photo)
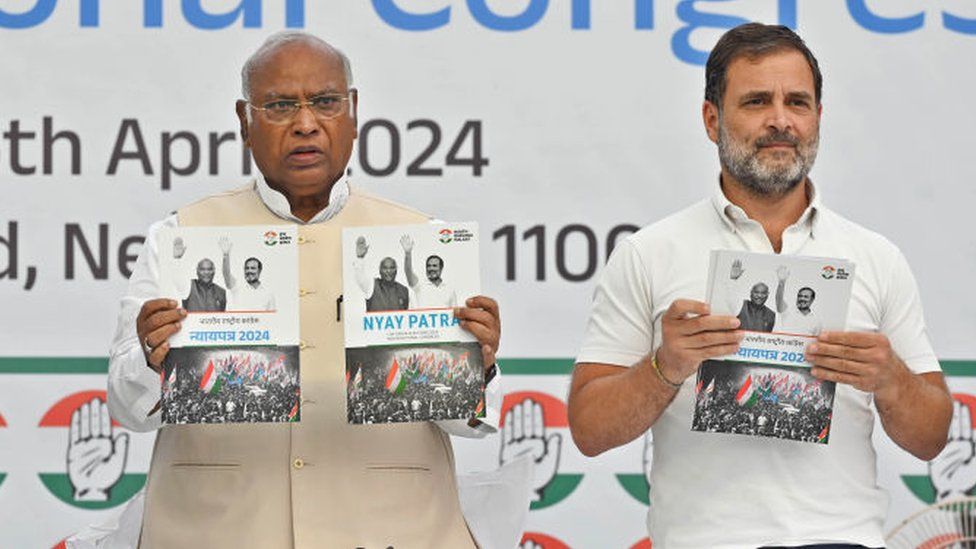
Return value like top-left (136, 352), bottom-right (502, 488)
top-left (736, 374), bottom-right (758, 407)
top-left (385, 357), bottom-right (407, 395)
top-left (199, 360), bottom-right (222, 395)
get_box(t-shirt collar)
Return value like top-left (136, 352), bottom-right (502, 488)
top-left (710, 176), bottom-right (822, 238)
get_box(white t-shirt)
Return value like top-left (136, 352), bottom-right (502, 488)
top-left (778, 308), bottom-right (823, 336)
top-left (414, 278), bottom-right (457, 308)
top-left (576, 183), bottom-right (940, 549)
top-left (229, 282), bottom-right (276, 311)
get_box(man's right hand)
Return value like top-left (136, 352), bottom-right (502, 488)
top-left (355, 236), bottom-right (369, 258)
top-left (729, 259), bottom-right (744, 280)
top-left (173, 237), bottom-right (186, 259)
top-left (137, 299), bottom-right (186, 372)
top-left (655, 299), bottom-right (742, 383)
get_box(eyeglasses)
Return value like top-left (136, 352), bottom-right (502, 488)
top-left (246, 92), bottom-right (354, 123)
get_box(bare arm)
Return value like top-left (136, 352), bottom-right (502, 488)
top-left (569, 359), bottom-right (679, 457)
top-left (568, 299), bottom-right (742, 457)
top-left (775, 265), bottom-right (789, 314)
top-left (400, 234), bottom-right (419, 288)
top-left (219, 236), bottom-right (236, 290)
top-left (806, 332), bottom-right (952, 460)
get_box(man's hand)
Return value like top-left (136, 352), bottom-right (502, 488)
top-left (137, 299), bottom-right (186, 373)
top-left (67, 397), bottom-right (129, 502)
top-left (172, 236), bottom-right (186, 259)
top-left (500, 398), bottom-right (561, 503)
top-left (355, 236), bottom-right (369, 259)
top-left (930, 400), bottom-right (976, 500)
top-left (776, 265), bottom-right (789, 281)
top-left (218, 236), bottom-right (232, 255)
top-left (805, 332), bottom-right (905, 396)
top-left (729, 259), bottom-right (744, 280)
top-left (400, 234), bottom-right (414, 253)
top-left (655, 299), bottom-right (742, 384)
top-left (455, 296), bottom-right (500, 370)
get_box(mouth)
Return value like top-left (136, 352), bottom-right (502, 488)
top-left (287, 146), bottom-right (325, 165)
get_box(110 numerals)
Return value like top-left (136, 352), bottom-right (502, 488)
top-left (492, 224), bottom-right (640, 282)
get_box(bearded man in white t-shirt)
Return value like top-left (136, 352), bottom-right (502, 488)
top-left (400, 233), bottom-right (457, 308)
top-left (568, 23), bottom-right (952, 549)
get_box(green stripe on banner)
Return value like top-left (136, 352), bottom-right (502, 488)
top-left (498, 358), bottom-right (574, 375)
top-left (942, 361), bottom-right (976, 376)
top-left (0, 357), bottom-right (108, 374)
top-left (0, 357), bottom-right (971, 376)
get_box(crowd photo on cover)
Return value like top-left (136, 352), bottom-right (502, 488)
top-left (693, 360), bottom-right (836, 444)
top-left (162, 347), bottom-right (301, 424)
top-left (346, 343), bottom-right (484, 424)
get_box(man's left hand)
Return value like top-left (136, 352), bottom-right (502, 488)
top-left (455, 295), bottom-right (500, 371)
top-left (805, 331), bottom-right (906, 396)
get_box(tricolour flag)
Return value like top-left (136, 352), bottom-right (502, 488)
top-left (385, 358), bottom-right (407, 395)
top-left (474, 397), bottom-right (485, 418)
top-left (705, 378), bottom-right (715, 394)
top-left (735, 375), bottom-right (758, 407)
top-left (817, 416), bottom-right (831, 442)
top-left (199, 360), bottom-right (222, 395)
top-left (288, 401), bottom-right (299, 422)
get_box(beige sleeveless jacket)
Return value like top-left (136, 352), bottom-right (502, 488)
top-left (139, 182), bottom-right (475, 549)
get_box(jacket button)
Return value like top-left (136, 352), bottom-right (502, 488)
top-left (293, 458), bottom-right (305, 469)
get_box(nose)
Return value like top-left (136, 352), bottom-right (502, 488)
top-left (767, 101), bottom-right (792, 134)
top-left (291, 103), bottom-right (319, 135)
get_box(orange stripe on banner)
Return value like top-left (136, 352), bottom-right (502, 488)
top-left (38, 391), bottom-right (121, 427)
top-left (501, 391), bottom-right (568, 427)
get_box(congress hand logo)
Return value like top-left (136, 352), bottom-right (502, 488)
top-left (500, 397), bottom-right (562, 503)
top-left (39, 390), bottom-right (145, 509)
top-left (929, 399), bottom-right (976, 501)
top-left (67, 397), bottom-right (130, 501)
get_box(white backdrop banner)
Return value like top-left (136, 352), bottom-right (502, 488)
top-left (2, 1), bottom-right (975, 547)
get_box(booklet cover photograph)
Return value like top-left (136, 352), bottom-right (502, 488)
top-left (156, 225), bottom-right (301, 424)
top-left (692, 250), bottom-right (855, 444)
top-left (342, 223), bottom-right (484, 424)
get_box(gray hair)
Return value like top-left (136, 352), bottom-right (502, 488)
top-left (241, 31), bottom-right (354, 100)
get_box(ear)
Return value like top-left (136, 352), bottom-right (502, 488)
top-left (235, 100), bottom-right (250, 145)
top-left (702, 100), bottom-right (720, 144)
top-left (349, 88), bottom-right (359, 138)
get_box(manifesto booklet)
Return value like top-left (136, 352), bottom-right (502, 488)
top-left (342, 223), bottom-right (485, 424)
top-left (692, 250), bottom-right (855, 444)
top-left (156, 226), bottom-right (301, 424)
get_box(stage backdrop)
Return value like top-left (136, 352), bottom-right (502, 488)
top-left (2, 1), bottom-right (975, 547)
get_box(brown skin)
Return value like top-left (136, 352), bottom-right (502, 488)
top-left (235, 42), bottom-right (358, 223)
top-left (139, 40), bottom-right (502, 423)
top-left (569, 49), bottom-right (951, 460)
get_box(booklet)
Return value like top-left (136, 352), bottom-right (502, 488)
top-left (341, 223), bottom-right (485, 424)
top-left (156, 225), bottom-right (301, 424)
top-left (692, 250), bottom-right (855, 444)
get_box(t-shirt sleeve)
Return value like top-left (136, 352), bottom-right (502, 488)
top-left (880, 248), bottom-right (941, 374)
top-left (576, 239), bottom-right (654, 367)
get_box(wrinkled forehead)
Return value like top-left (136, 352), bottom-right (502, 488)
top-left (752, 283), bottom-right (768, 293)
top-left (380, 258), bottom-right (396, 269)
top-left (249, 43), bottom-right (349, 100)
top-left (198, 259), bottom-right (214, 270)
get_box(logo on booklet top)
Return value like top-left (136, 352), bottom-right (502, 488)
top-left (821, 265), bottom-right (836, 279)
top-left (902, 393), bottom-right (976, 504)
top-left (519, 532), bottom-right (571, 549)
top-left (499, 391), bottom-right (581, 510)
top-left (438, 228), bottom-right (453, 243)
top-left (264, 230), bottom-right (279, 246)
top-left (38, 391), bottom-right (145, 509)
